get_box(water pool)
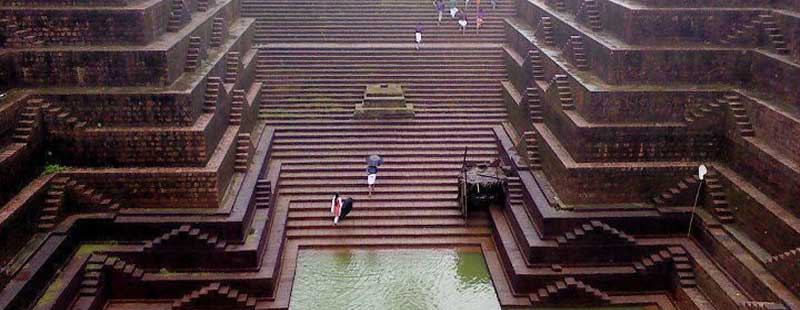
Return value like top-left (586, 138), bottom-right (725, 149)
top-left (289, 248), bottom-right (652, 310)
top-left (289, 248), bottom-right (501, 310)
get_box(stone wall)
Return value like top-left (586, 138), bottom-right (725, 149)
top-left (776, 11), bottom-right (800, 63)
top-left (42, 93), bottom-right (197, 127)
top-left (515, 1), bottom-right (750, 84)
top-left (504, 49), bottom-right (527, 94)
top-left (631, 0), bottom-right (787, 7)
top-left (544, 109), bottom-right (721, 163)
top-left (0, 94), bottom-right (26, 136)
top-left (0, 175), bottom-right (51, 268)
top-left (594, 47), bottom-right (747, 85)
top-left (601, 4), bottom-right (761, 45)
top-left (723, 138), bottom-right (800, 217)
top-left (65, 170), bottom-right (221, 208)
top-left (713, 170), bottom-right (800, 255)
top-left (747, 51), bottom-right (800, 107)
top-left (742, 94), bottom-right (800, 164)
top-left (0, 6), bottom-right (166, 47)
top-left (578, 90), bottom-right (720, 123)
top-left (540, 150), bottom-right (695, 204)
top-left (8, 49), bottom-right (170, 87)
top-left (50, 127), bottom-right (211, 167)
top-left (0, 0), bottom-right (134, 6)
top-left (1, 0), bottom-right (242, 88)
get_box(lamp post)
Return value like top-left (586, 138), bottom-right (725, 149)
top-left (687, 165), bottom-right (708, 238)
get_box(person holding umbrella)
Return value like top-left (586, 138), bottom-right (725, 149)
top-left (366, 155), bottom-right (383, 197)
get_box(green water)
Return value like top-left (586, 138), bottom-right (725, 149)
top-left (290, 249), bottom-right (651, 310)
top-left (290, 248), bottom-right (502, 310)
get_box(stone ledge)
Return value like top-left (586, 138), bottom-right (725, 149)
top-left (0, 0), bottom-right (245, 87)
top-left (0, 0), bottom-right (170, 46)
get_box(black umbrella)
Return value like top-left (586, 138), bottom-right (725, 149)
top-left (339, 197), bottom-right (354, 220)
top-left (366, 154), bottom-right (384, 166)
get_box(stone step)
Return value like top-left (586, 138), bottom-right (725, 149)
top-left (270, 143), bottom-right (498, 151)
top-left (277, 153), bottom-right (490, 161)
top-left (261, 79), bottom-right (502, 85)
top-left (281, 178), bottom-right (456, 187)
top-left (285, 236), bottom-right (490, 247)
top-left (290, 199), bottom-right (459, 210)
top-left (286, 217), bottom-right (467, 229)
top-left (287, 226), bottom-right (489, 238)
top-left (259, 48), bottom-right (501, 54)
top-left (274, 137), bottom-right (497, 145)
top-left (262, 90), bottom-right (503, 98)
top-left (261, 74), bottom-right (507, 81)
top-left (273, 150), bottom-right (496, 159)
top-left (288, 208), bottom-right (463, 220)
top-left (271, 123), bottom-right (494, 131)
top-left (279, 185), bottom-right (456, 195)
top-left (274, 130), bottom-right (493, 139)
top-left (288, 193), bottom-right (458, 202)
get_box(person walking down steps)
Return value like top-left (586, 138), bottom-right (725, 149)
top-left (331, 193), bottom-right (343, 225)
top-left (415, 23), bottom-right (424, 50)
top-left (331, 193), bottom-right (355, 225)
top-left (435, 0), bottom-right (445, 26)
top-left (367, 164), bottom-right (378, 196)
top-left (449, 0), bottom-right (459, 19)
top-left (366, 154), bottom-right (383, 197)
top-left (476, 8), bottom-right (485, 34)
top-left (457, 11), bottom-right (468, 35)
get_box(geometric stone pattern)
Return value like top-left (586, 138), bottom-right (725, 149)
top-left (0, 0), bottom-right (799, 309)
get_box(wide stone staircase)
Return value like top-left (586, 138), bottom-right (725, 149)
top-left (252, 31), bottom-right (515, 304)
top-left (242, 0), bottom-right (515, 44)
top-left (257, 45), bottom-right (507, 125)
top-left (258, 42), bottom-right (508, 239)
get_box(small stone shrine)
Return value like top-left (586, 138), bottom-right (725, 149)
top-left (354, 83), bottom-right (415, 118)
top-left (464, 162), bottom-right (507, 208)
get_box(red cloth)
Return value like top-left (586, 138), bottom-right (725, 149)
top-left (333, 199), bottom-right (342, 216)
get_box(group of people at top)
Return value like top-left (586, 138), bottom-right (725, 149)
top-left (416, 0), bottom-right (497, 49)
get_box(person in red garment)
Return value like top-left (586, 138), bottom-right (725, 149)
top-left (475, 8), bottom-right (485, 34)
top-left (330, 193), bottom-right (343, 225)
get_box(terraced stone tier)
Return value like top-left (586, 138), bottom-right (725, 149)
top-left (0, 0), bottom-right (178, 46)
top-left (0, 0), bottom-right (246, 87)
top-left (504, 10), bottom-right (799, 207)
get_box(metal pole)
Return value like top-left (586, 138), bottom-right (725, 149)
top-left (686, 179), bottom-right (704, 238)
top-left (461, 146), bottom-right (468, 171)
top-left (461, 146), bottom-right (468, 223)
